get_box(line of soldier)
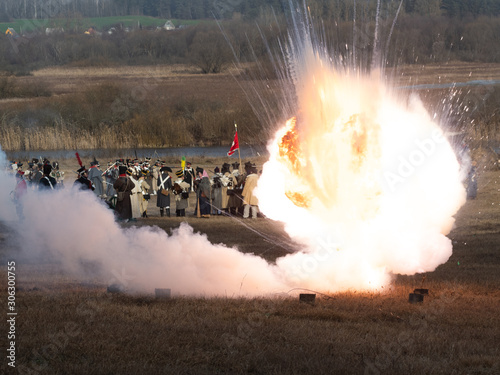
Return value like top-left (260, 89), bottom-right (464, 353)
top-left (8, 157), bottom-right (261, 221)
top-left (8, 158), bottom-right (64, 190)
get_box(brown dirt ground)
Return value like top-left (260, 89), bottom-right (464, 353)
top-left (0, 163), bottom-right (498, 374)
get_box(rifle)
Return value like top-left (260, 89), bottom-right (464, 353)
top-left (101, 162), bottom-right (117, 176)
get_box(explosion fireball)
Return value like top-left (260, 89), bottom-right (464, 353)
top-left (256, 18), bottom-right (466, 292)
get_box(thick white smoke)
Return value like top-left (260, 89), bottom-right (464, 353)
top-left (0, 179), bottom-right (287, 295)
top-left (0, 145), bottom-right (17, 221)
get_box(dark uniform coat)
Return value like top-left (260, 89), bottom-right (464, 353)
top-left (113, 175), bottom-right (135, 220)
top-left (156, 172), bottom-right (172, 208)
top-left (39, 175), bottom-right (57, 190)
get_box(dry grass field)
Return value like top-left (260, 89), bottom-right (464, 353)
top-left (0, 155), bottom-right (499, 374)
top-left (19, 61), bottom-right (500, 95)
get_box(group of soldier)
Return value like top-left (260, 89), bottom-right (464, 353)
top-left (8, 156), bottom-right (261, 222)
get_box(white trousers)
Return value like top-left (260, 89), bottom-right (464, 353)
top-left (243, 204), bottom-right (258, 219)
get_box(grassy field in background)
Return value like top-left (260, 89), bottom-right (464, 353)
top-left (1, 15), bottom-right (203, 34)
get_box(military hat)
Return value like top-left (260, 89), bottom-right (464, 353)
top-left (221, 163), bottom-right (231, 174)
top-left (231, 162), bottom-right (240, 170)
top-left (43, 164), bottom-right (52, 175)
top-left (118, 166), bottom-right (128, 175)
top-left (196, 167), bottom-right (204, 175)
top-left (77, 166), bottom-right (87, 175)
top-left (160, 166), bottom-right (172, 173)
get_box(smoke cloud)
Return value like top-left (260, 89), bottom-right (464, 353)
top-left (0, 165), bottom-right (287, 295)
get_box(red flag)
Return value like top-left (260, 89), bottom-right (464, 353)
top-left (227, 131), bottom-right (239, 156)
top-left (75, 152), bottom-right (83, 167)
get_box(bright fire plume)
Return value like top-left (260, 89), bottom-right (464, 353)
top-left (256, 56), bottom-right (466, 292)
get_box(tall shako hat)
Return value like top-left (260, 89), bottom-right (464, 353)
top-left (221, 163), bottom-right (231, 174)
top-left (118, 166), bottom-right (128, 175)
top-left (43, 164), bottom-right (52, 175)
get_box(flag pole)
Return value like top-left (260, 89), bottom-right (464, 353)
top-left (235, 122), bottom-right (242, 174)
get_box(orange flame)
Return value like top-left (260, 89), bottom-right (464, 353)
top-left (277, 117), bottom-right (311, 208)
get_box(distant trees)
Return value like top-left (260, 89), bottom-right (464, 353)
top-left (2, 1), bottom-right (500, 22)
top-left (2, 2), bottom-right (500, 75)
top-left (188, 26), bottom-right (232, 73)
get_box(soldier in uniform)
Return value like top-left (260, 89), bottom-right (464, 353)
top-left (31, 163), bottom-right (43, 189)
top-left (173, 170), bottom-right (190, 217)
top-left (113, 166), bottom-right (135, 222)
top-left (151, 160), bottom-right (160, 194)
top-left (87, 160), bottom-right (104, 198)
top-left (195, 167), bottom-right (211, 218)
top-left (227, 162), bottom-right (244, 216)
top-left (211, 168), bottom-right (223, 215)
top-left (157, 166), bottom-right (172, 217)
top-left (74, 166), bottom-right (94, 191)
top-left (105, 162), bottom-right (119, 198)
top-left (39, 164), bottom-right (57, 190)
top-left (184, 162), bottom-right (196, 192)
top-left (242, 163), bottom-right (259, 219)
top-left (138, 170), bottom-right (151, 218)
top-left (218, 163), bottom-right (233, 212)
top-left (50, 161), bottom-right (65, 188)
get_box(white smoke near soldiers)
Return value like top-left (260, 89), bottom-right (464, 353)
top-left (0, 144), bottom-right (17, 221)
top-left (1, 145), bottom-right (285, 296)
top-left (0, 183), bottom-right (285, 295)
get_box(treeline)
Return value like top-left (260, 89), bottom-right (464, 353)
top-left (1, 0), bottom-right (500, 22)
top-left (2, 13), bottom-right (500, 76)
top-left (0, 20), bottom-right (284, 74)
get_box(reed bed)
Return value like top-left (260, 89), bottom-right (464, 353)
top-left (0, 63), bottom-right (499, 156)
